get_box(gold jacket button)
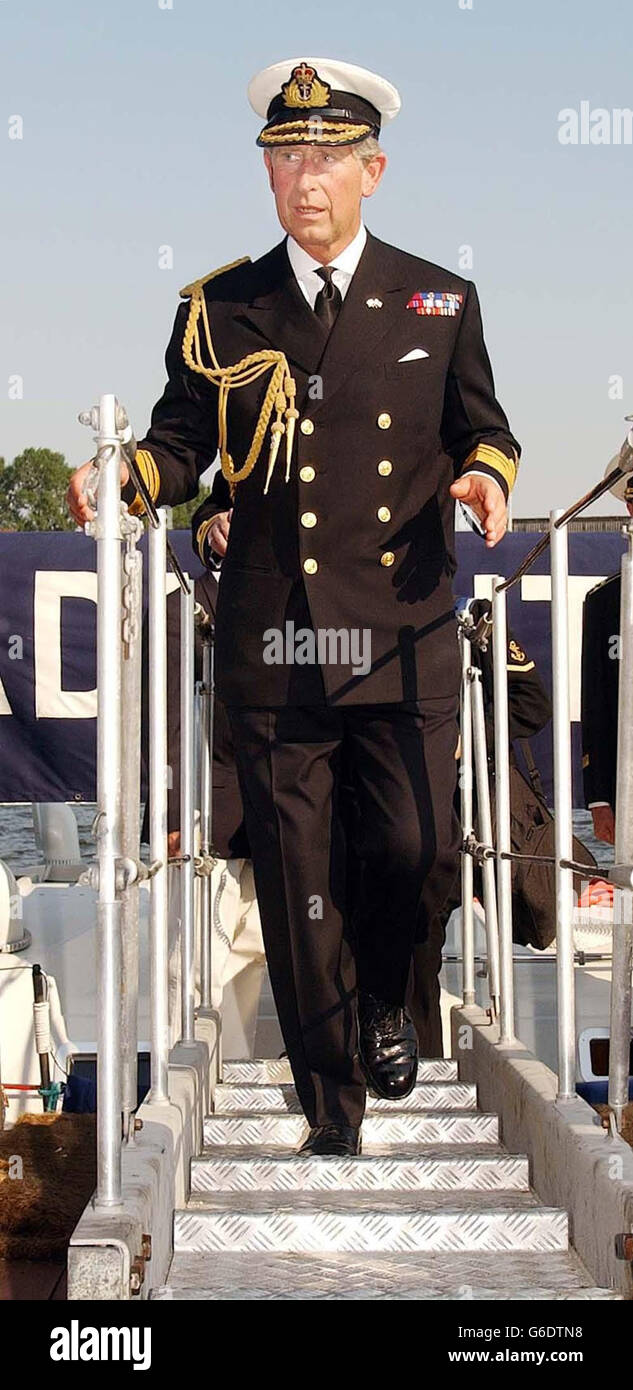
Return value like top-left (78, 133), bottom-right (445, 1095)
top-left (300, 511), bottom-right (317, 528)
top-left (377, 506), bottom-right (391, 523)
top-left (377, 412), bottom-right (392, 430)
top-left (380, 550), bottom-right (395, 567)
top-left (303, 557), bottom-right (318, 574)
top-left (299, 465), bottom-right (315, 482)
top-left (378, 459), bottom-right (393, 476)
top-left (300, 419), bottom-right (314, 436)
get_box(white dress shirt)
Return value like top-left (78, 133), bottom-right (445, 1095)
top-left (286, 221), bottom-right (367, 309)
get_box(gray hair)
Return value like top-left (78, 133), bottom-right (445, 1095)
top-left (351, 135), bottom-right (384, 164)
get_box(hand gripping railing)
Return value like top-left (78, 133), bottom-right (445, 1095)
top-left (458, 418), bottom-right (633, 1122)
top-left (78, 394), bottom-right (217, 1204)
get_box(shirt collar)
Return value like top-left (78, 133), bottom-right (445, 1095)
top-left (286, 222), bottom-right (367, 291)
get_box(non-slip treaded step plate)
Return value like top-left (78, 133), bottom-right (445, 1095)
top-left (214, 1081), bottom-right (477, 1113)
top-left (190, 1149), bottom-right (529, 1194)
top-left (154, 1249), bottom-right (619, 1300)
top-left (175, 1190), bottom-right (568, 1254)
top-left (203, 1109), bottom-right (499, 1149)
top-left (222, 1057), bottom-right (459, 1085)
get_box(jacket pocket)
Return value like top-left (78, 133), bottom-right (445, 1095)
top-left (383, 359), bottom-right (430, 380)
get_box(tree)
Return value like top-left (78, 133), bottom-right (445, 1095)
top-left (0, 447), bottom-right (74, 531)
top-left (170, 484), bottom-right (211, 529)
top-left (0, 449), bottom-right (212, 532)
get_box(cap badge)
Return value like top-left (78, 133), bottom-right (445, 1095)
top-left (282, 62), bottom-right (332, 110)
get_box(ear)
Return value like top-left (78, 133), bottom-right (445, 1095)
top-left (263, 151), bottom-right (275, 192)
top-left (360, 152), bottom-right (388, 200)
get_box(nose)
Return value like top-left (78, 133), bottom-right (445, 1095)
top-left (295, 158), bottom-right (321, 186)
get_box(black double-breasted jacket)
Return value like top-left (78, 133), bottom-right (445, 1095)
top-left (123, 229), bottom-right (520, 706)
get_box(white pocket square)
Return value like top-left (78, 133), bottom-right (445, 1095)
top-left (397, 348), bottom-right (429, 362)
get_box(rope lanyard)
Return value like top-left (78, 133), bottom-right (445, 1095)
top-left (180, 258), bottom-right (299, 501)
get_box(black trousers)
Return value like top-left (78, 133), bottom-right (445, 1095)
top-left (227, 696), bottom-right (461, 1130)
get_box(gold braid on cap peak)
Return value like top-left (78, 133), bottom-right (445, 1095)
top-left (180, 257), bottom-right (299, 501)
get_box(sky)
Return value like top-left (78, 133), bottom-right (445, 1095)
top-left (1, 0), bottom-right (632, 517)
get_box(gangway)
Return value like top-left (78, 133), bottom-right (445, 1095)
top-left (2, 396), bottom-right (633, 1300)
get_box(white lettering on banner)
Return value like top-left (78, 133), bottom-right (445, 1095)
top-left (521, 575), bottom-right (605, 723)
top-left (473, 573), bottom-right (607, 724)
top-left (1, 569), bottom-right (180, 719)
top-left (34, 572), bottom-right (98, 718)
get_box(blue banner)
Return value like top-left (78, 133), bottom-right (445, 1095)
top-left (0, 530), bottom-right (625, 805)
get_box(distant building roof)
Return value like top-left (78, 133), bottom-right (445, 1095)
top-left (512, 516), bottom-right (628, 534)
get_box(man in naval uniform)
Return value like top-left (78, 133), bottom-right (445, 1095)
top-left (67, 57), bottom-right (520, 1156)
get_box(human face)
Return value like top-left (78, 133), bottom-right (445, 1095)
top-left (264, 143), bottom-right (386, 262)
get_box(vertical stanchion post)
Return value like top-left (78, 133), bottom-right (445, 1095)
top-left (459, 627), bottom-right (476, 1005)
top-left (180, 578), bottom-right (196, 1045)
top-left (550, 510), bottom-right (576, 1098)
top-left (147, 510), bottom-right (170, 1103)
top-left (609, 520), bottom-right (633, 1127)
top-left (120, 527), bottom-right (143, 1140)
top-left (471, 667), bottom-right (501, 1016)
top-left (492, 576), bottom-right (515, 1044)
top-left (94, 394), bottom-right (123, 1205)
top-left (199, 635), bottom-right (212, 1010)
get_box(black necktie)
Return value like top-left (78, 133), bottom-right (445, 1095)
top-left (314, 266), bottom-right (342, 334)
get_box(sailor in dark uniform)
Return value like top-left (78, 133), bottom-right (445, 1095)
top-left (581, 462), bottom-right (633, 844)
top-left (67, 57), bottom-right (520, 1155)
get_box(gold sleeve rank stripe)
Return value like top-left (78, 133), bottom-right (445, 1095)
top-left (195, 514), bottom-right (221, 560)
top-left (463, 443), bottom-right (519, 493)
top-left (126, 448), bottom-right (161, 516)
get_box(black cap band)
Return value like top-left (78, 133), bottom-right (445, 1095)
top-left (264, 87), bottom-right (381, 135)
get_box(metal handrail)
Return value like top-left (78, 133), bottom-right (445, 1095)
top-left (610, 520), bottom-right (633, 1127)
top-left (79, 394), bottom-right (216, 1205)
top-left (458, 420), bottom-right (633, 1127)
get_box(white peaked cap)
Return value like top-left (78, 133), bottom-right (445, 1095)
top-left (248, 57), bottom-right (401, 146)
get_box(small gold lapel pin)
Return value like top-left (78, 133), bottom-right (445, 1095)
top-left (366, 297), bottom-right (383, 309)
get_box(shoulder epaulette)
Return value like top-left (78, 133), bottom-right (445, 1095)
top-left (179, 257), bottom-right (251, 299)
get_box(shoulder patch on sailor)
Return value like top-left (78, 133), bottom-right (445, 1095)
top-left (508, 639), bottom-right (527, 663)
top-left (179, 256), bottom-right (252, 298)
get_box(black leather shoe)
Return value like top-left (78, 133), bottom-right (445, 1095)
top-left (297, 1124), bottom-right (361, 1157)
top-left (358, 991), bottom-right (419, 1100)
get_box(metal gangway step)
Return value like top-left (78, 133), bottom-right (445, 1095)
top-left (151, 1057), bottom-right (620, 1301)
